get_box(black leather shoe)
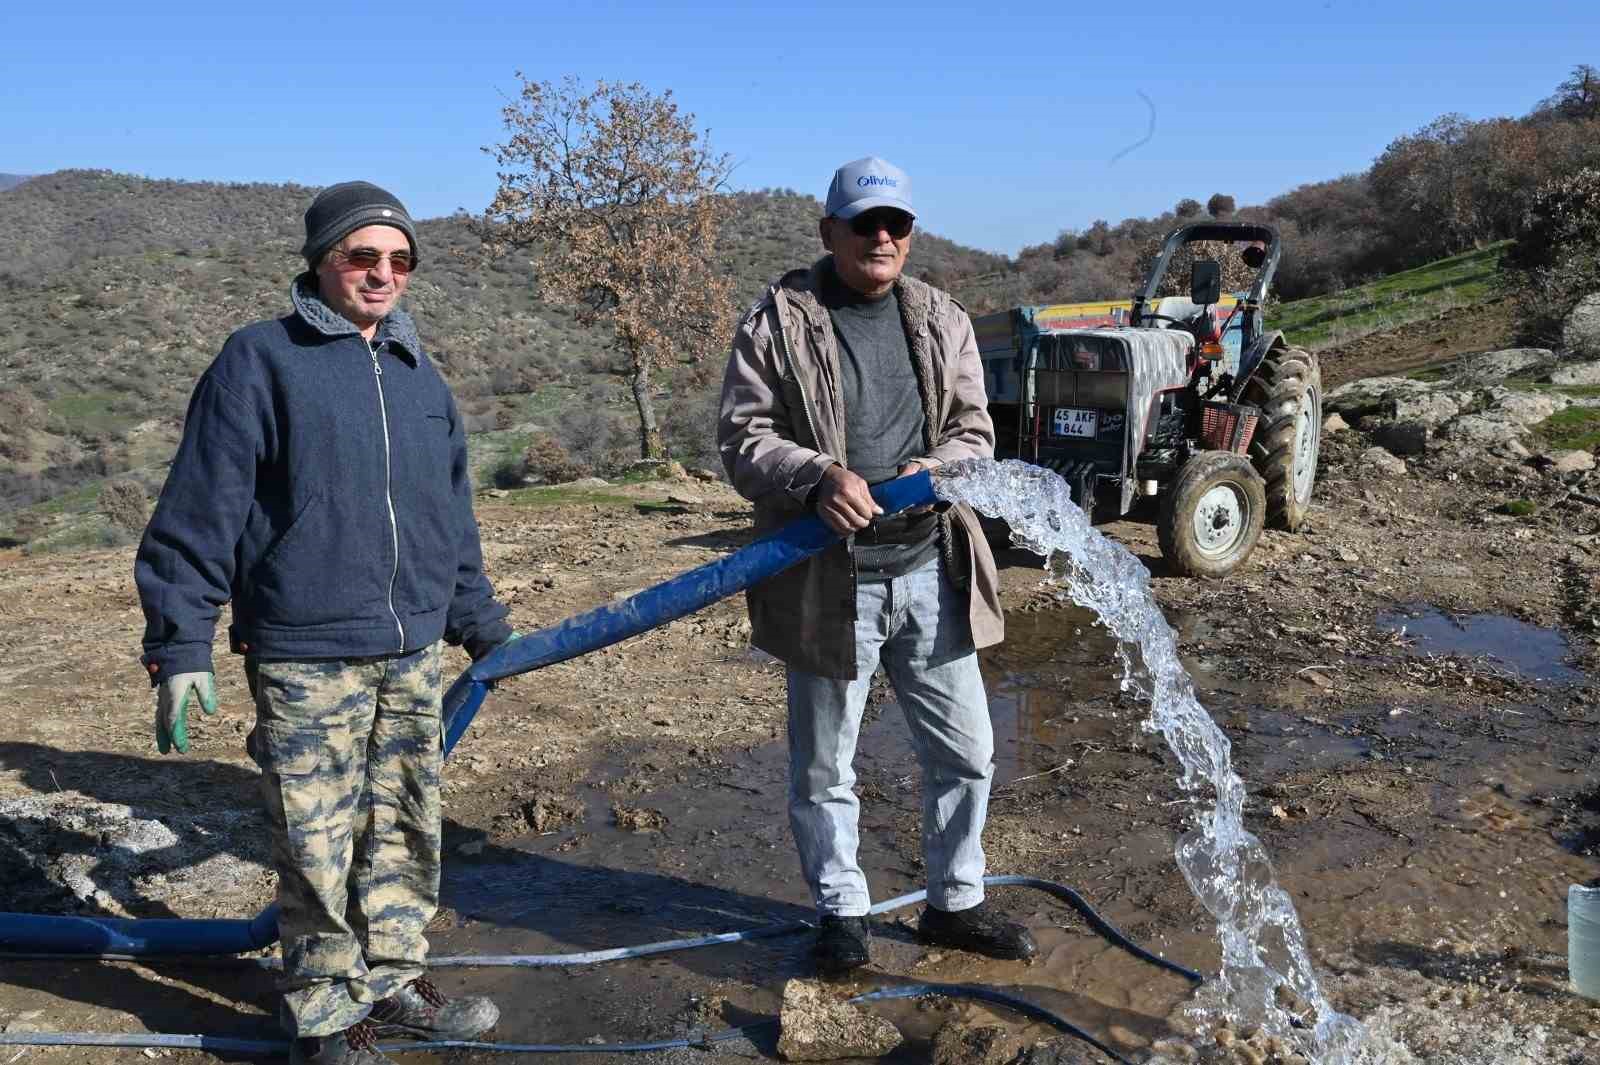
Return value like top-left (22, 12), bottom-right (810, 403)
top-left (917, 902), bottom-right (1037, 960)
top-left (289, 1019), bottom-right (394, 1064)
top-left (813, 915), bottom-right (871, 974)
top-left (368, 975), bottom-right (499, 1040)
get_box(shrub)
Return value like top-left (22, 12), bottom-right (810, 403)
top-left (518, 433), bottom-right (587, 485)
top-left (99, 479), bottom-right (150, 533)
top-left (1505, 167), bottom-right (1600, 345)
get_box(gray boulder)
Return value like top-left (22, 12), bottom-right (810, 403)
top-left (1547, 449), bottom-right (1598, 473)
top-left (1438, 388), bottom-right (1570, 447)
top-left (1325, 377), bottom-right (1436, 422)
top-left (1452, 347), bottom-right (1556, 386)
top-left (1549, 359), bottom-right (1600, 386)
top-left (776, 980), bottom-right (902, 1061)
top-left (1565, 293), bottom-right (1600, 359)
top-left (1360, 446), bottom-right (1408, 477)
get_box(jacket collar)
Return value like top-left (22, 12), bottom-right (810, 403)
top-left (291, 272), bottom-right (422, 364)
top-left (781, 256), bottom-right (933, 333)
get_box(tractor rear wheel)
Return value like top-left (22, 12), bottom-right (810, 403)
top-left (1241, 343), bottom-right (1321, 530)
top-left (1157, 451), bottom-right (1266, 579)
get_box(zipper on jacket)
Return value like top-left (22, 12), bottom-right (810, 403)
top-left (367, 338), bottom-right (406, 651)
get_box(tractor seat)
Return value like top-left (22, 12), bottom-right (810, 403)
top-left (1148, 296), bottom-right (1207, 327)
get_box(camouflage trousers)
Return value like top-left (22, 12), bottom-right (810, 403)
top-left (246, 642), bottom-right (444, 1037)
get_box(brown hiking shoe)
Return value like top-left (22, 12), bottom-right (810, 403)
top-left (289, 1019), bottom-right (394, 1064)
top-left (368, 975), bottom-right (499, 1040)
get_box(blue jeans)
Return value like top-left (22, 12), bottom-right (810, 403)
top-left (786, 558), bottom-right (994, 917)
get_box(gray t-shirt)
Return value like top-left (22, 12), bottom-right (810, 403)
top-left (818, 262), bottom-right (939, 577)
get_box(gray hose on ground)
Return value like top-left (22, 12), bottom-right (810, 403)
top-left (0, 982), bottom-right (1133, 1062)
top-left (0, 876), bottom-right (1200, 983)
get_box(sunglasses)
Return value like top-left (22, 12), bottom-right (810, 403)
top-left (330, 247), bottom-right (419, 275)
top-left (847, 210), bottom-right (914, 240)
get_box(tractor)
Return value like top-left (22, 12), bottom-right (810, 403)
top-left (973, 221), bottom-right (1321, 577)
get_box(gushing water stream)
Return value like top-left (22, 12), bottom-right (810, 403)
top-left (935, 459), bottom-right (1365, 1064)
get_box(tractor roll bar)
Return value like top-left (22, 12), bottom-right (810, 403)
top-left (1130, 221), bottom-right (1283, 329)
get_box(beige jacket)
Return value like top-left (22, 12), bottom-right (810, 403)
top-left (717, 258), bottom-right (1004, 678)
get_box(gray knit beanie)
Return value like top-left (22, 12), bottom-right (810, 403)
top-left (301, 181), bottom-right (419, 266)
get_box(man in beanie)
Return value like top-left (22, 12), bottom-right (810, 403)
top-left (136, 182), bottom-right (512, 1064)
top-left (717, 158), bottom-right (1035, 975)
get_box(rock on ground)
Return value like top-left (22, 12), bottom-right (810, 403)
top-left (932, 1022), bottom-right (1019, 1065)
top-left (1564, 293), bottom-right (1600, 359)
top-left (1328, 373), bottom-right (1571, 454)
top-left (1451, 347), bottom-right (1555, 386)
top-left (1548, 358), bottom-right (1600, 386)
top-left (1359, 447), bottom-right (1408, 478)
top-left (776, 979), bottom-right (902, 1061)
top-left (1011, 1037), bottom-right (1099, 1064)
top-left (1545, 449), bottom-right (1598, 473)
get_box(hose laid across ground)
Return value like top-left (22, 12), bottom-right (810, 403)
top-left (0, 983), bottom-right (1137, 1063)
top-left (0, 875), bottom-right (1201, 983)
top-left (0, 875), bottom-right (1193, 1062)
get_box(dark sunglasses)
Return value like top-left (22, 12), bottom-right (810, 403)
top-left (331, 247), bottom-right (419, 274)
top-left (848, 210), bottom-right (914, 240)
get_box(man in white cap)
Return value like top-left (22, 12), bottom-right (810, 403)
top-left (718, 157), bottom-right (1034, 974)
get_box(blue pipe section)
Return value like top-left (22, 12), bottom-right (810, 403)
top-left (442, 471), bottom-right (937, 751)
top-left (0, 908), bottom-right (279, 957)
top-left (0, 474), bottom-right (937, 958)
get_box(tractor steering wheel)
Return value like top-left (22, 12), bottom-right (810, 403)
top-left (1137, 313), bottom-right (1195, 332)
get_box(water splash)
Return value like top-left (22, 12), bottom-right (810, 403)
top-left (935, 458), bottom-right (1365, 1064)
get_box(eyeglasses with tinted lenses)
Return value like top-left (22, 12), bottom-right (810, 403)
top-left (333, 248), bottom-right (418, 274)
top-left (848, 211), bottom-right (914, 240)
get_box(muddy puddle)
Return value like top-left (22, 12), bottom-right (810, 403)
top-left (432, 606), bottom-right (1600, 1062)
top-left (1376, 603), bottom-right (1585, 683)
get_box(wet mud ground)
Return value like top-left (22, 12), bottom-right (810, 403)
top-left (4, 410), bottom-right (1600, 1061)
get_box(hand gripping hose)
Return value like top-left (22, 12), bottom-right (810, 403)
top-left (0, 474), bottom-right (935, 957)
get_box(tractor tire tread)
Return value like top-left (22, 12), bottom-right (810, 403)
top-left (1242, 345), bottom-right (1320, 531)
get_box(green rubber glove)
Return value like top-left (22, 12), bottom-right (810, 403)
top-left (155, 671), bottom-right (219, 754)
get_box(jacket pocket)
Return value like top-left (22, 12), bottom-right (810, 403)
top-left (245, 492), bottom-right (369, 627)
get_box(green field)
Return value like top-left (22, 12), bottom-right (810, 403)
top-left (1273, 242), bottom-right (1508, 350)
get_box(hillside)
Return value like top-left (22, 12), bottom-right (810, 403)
top-left (0, 171), bottom-right (1011, 547)
top-left (0, 174), bottom-right (31, 193)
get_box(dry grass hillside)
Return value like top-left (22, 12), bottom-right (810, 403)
top-left (0, 171), bottom-right (1009, 548)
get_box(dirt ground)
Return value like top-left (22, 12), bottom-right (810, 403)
top-left (3, 316), bottom-right (1600, 1064)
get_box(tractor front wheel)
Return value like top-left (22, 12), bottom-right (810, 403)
top-left (1242, 343), bottom-right (1322, 530)
top-left (1157, 451), bottom-right (1267, 579)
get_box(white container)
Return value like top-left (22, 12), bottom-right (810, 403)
top-left (1569, 884), bottom-right (1600, 999)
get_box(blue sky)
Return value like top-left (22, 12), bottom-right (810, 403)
top-left (3, 2), bottom-right (1596, 254)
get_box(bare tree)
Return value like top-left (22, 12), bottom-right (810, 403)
top-left (484, 76), bottom-right (735, 460)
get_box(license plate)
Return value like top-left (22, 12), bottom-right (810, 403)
top-left (1052, 407), bottom-right (1098, 438)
